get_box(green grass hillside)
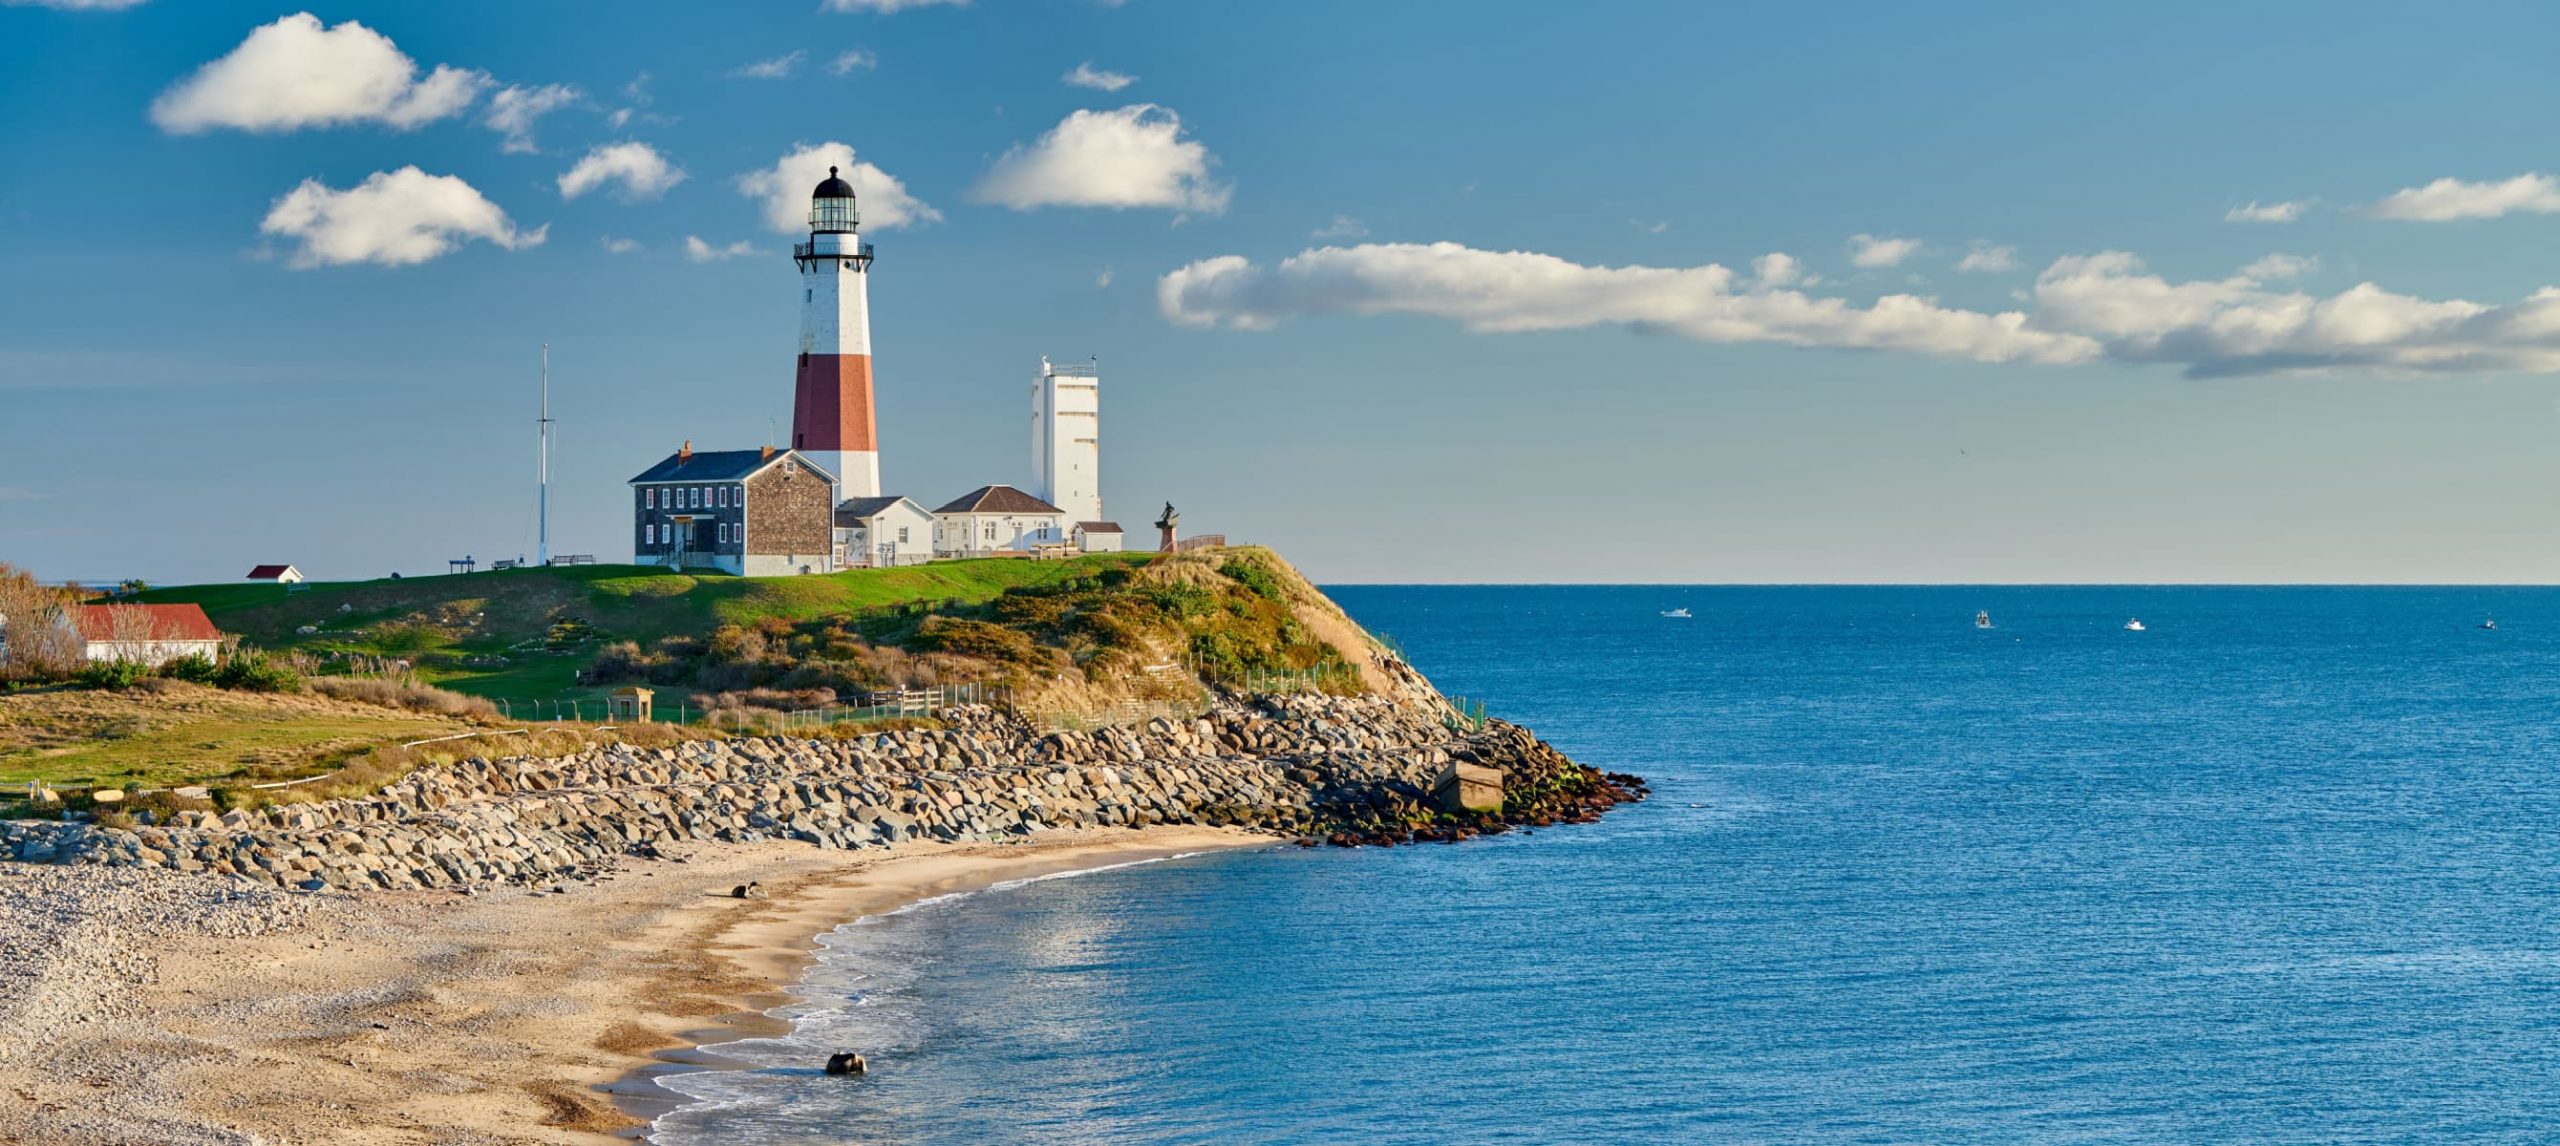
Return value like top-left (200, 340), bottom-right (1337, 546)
top-left (136, 556), bottom-right (1151, 711)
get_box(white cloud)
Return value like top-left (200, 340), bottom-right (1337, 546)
top-left (2025, 251), bottom-right (2560, 376)
top-left (3, 0), bottom-right (148, 8)
top-left (1955, 242), bottom-right (2019, 273)
top-left (259, 167), bottom-right (543, 268)
top-left (2225, 199), bottom-right (2306, 223)
top-left (2239, 253), bottom-right (2319, 281)
top-left (684, 236), bottom-right (758, 262)
top-left (829, 49), bottom-right (879, 75)
top-left (823, 0), bottom-right (965, 10)
top-left (974, 104), bottom-right (1229, 214)
top-left (1847, 233), bottom-right (1921, 269)
top-left (1064, 61), bottom-right (1135, 91)
top-left (1751, 252), bottom-right (1812, 288)
top-left (557, 142), bottom-right (685, 201)
top-left (736, 142), bottom-right (940, 233)
top-left (731, 50), bottom-right (805, 79)
top-left (1096, 267), bottom-right (1115, 288)
top-left (152, 13), bottom-right (489, 134)
top-left (1158, 242), bottom-right (2093, 364)
top-left (1312, 214), bottom-right (1368, 240)
top-left (483, 83), bottom-right (579, 153)
top-left (601, 236), bottom-right (641, 254)
top-left (1158, 241), bottom-right (2560, 378)
top-left (2366, 173), bottom-right (2560, 222)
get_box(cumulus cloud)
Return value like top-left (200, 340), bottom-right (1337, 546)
top-left (557, 142), bottom-right (685, 201)
top-left (601, 236), bottom-right (640, 254)
top-left (484, 83), bottom-right (579, 153)
top-left (2226, 199), bottom-right (2307, 223)
top-left (736, 142), bottom-right (940, 233)
top-left (731, 50), bottom-right (805, 79)
top-left (684, 236), bottom-right (758, 262)
top-left (823, 0), bottom-right (964, 10)
top-left (974, 104), bottom-right (1229, 214)
top-left (2365, 173), bottom-right (2560, 222)
top-left (1955, 242), bottom-right (2019, 273)
top-left (829, 49), bottom-right (879, 75)
top-left (152, 13), bottom-right (488, 134)
top-left (1064, 61), bottom-right (1135, 91)
top-left (1847, 233), bottom-right (1921, 268)
top-left (259, 167), bottom-right (543, 268)
top-left (1751, 252), bottom-right (1809, 288)
top-left (1158, 242), bottom-right (2093, 365)
top-left (2239, 253), bottom-right (2319, 281)
top-left (1158, 241), bottom-right (2560, 378)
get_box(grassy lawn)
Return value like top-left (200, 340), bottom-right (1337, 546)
top-left (128, 555), bottom-right (1153, 710)
top-left (0, 683), bottom-right (475, 791)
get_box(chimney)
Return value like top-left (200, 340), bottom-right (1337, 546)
top-left (679, 439), bottom-right (692, 464)
top-left (761, 444), bottom-right (775, 461)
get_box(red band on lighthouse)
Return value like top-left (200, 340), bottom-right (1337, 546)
top-left (792, 354), bottom-right (876, 453)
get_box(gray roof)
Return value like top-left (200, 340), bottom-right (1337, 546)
top-left (934, 485), bottom-right (1065, 515)
top-left (835, 495), bottom-right (926, 525)
top-left (1076, 521), bottom-right (1123, 533)
top-left (628, 448), bottom-right (831, 485)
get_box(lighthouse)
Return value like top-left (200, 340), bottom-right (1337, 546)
top-left (791, 167), bottom-right (880, 503)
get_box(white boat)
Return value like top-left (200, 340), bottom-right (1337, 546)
top-left (1975, 610), bottom-right (1992, 630)
top-left (2124, 619), bottom-right (2146, 632)
top-left (1661, 608), bottom-right (1692, 619)
top-left (2482, 618), bottom-right (2498, 630)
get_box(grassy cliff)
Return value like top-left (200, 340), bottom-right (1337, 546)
top-left (8, 548), bottom-right (1424, 794)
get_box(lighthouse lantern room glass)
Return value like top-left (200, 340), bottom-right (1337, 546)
top-left (810, 167), bottom-right (859, 234)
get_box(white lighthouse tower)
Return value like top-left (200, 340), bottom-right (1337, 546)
top-left (1031, 356), bottom-right (1101, 526)
top-left (791, 167), bottom-right (880, 503)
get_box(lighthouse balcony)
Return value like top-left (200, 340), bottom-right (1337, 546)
top-left (793, 241), bottom-right (874, 268)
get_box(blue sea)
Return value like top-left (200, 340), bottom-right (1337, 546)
top-left (651, 586), bottom-right (2560, 1144)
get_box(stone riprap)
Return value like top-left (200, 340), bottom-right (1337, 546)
top-left (3, 696), bottom-right (1646, 890)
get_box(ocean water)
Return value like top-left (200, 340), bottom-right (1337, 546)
top-left (651, 586), bottom-right (2560, 1144)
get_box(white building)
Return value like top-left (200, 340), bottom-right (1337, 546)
top-left (245, 564), bottom-right (303, 584)
top-left (1073, 521), bottom-right (1124, 553)
top-left (835, 495), bottom-right (936, 567)
top-left (933, 485), bottom-right (1068, 558)
top-left (1031, 357), bottom-right (1101, 527)
top-left (75, 604), bottom-right (225, 666)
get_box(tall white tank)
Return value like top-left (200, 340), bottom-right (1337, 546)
top-left (1032, 356), bottom-right (1101, 524)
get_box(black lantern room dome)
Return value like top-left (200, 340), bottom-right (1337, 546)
top-left (813, 166), bottom-right (856, 200)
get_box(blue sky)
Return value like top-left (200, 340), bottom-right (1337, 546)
top-left (7, 0), bottom-right (2560, 584)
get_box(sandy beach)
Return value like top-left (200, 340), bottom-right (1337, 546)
top-left (0, 825), bottom-right (1268, 1146)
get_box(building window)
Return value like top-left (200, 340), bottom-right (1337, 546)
top-left (718, 522), bottom-right (729, 544)
top-left (898, 526), bottom-right (909, 543)
top-left (645, 488), bottom-right (656, 509)
top-left (717, 487), bottom-right (727, 508)
top-left (645, 524), bottom-right (655, 545)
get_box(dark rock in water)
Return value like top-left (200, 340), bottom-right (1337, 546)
top-left (825, 1052), bottom-right (867, 1076)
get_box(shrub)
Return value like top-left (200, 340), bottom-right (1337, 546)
top-left (909, 617), bottom-right (1047, 669)
top-left (161, 652), bottom-right (219, 683)
top-left (77, 659), bottom-right (152, 690)
top-left (216, 650), bottom-right (302, 693)
top-left (1220, 557), bottom-right (1286, 601)
top-left (309, 674), bottom-right (497, 718)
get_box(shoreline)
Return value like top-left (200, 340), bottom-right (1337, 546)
top-left (607, 828), bottom-right (1274, 1137)
top-left (0, 826), bottom-right (1270, 1146)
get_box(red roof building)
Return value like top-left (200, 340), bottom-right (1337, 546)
top-left (74, 603), bottom-right (225, 665)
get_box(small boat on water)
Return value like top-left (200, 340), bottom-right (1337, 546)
top-left (1661, 608), bottom-right (1692, 619)
top-left (2124, 618), bottom-right (2146, 632)
top-left (1975, 610), bottom-right (1992, 630)
top-left (2482, 618), bottom-right (2498, 630)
